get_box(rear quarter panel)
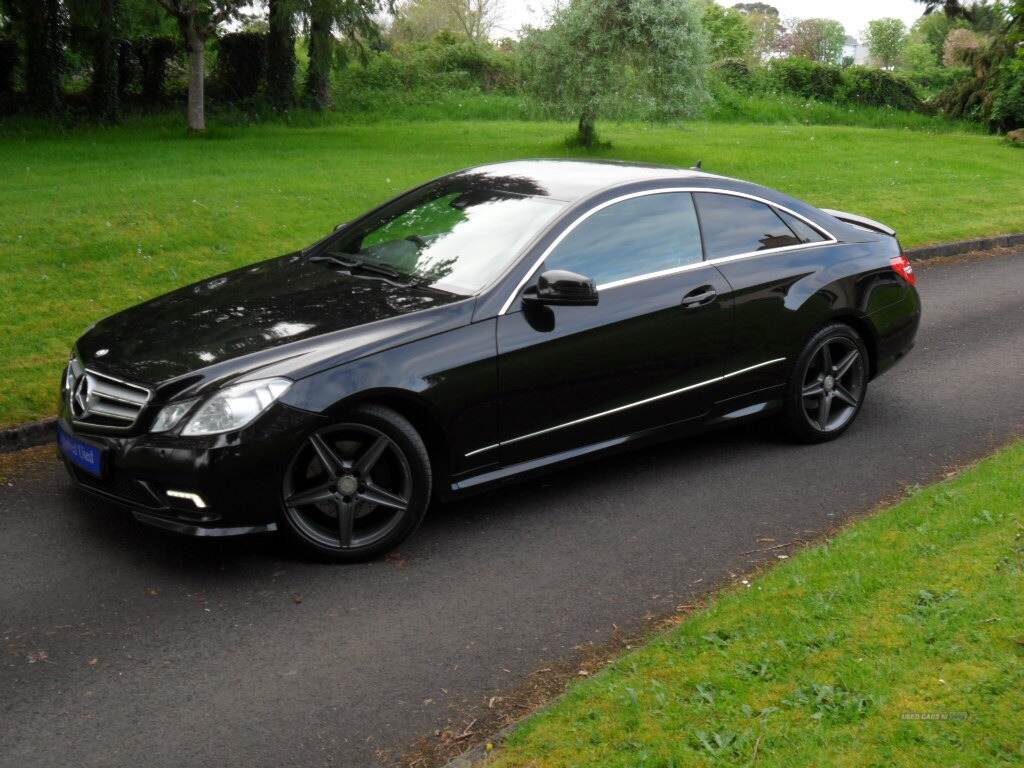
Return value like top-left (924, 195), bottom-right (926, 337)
top-left (712, 237), bottom-right (917, 403)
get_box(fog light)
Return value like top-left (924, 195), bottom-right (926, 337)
top-left (166, 490), bottom-right (207, 509)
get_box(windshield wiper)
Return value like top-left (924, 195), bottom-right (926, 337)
top-left (309, 254), bottom-right (407, 282)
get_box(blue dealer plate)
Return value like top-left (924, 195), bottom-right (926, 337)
top-left (58, 425), bottom-right (105, 477)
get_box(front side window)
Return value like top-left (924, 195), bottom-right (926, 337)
top-left (543, 192), bottom-right (703, 287)
top-left (694, 193), bottom-right (807, 259)
top-left (327, 181), bottom-right (567, 296)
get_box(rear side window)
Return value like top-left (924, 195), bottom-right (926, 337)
top-left (695, 193), bottom-right (804, 259)
top-left (777, 209), bottom-right (828, 244)
top-left (544, 192), bottom-right (703, 286)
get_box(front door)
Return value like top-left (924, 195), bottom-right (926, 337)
top-left (495, 191), bottom-right (733, 467)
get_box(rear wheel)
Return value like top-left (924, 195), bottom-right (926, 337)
top-left (280, 405), bottom-right (431, 562)
top-left (783, 324), bottom-right (869, 443)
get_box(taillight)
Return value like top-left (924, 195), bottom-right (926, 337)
top-left (890, 254), bottom-right (916, 286)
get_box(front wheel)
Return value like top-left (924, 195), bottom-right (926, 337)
top-left (279, 405), bottom-right (431, 562)
top-left (783, 324), bottom-right (869, 444)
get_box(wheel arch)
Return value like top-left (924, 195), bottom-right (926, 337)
top-left (825, 312), bottom-right (879, 378)
top-left (324, 387), bottom-right (451, 487)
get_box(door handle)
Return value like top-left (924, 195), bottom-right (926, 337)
top-left (681, 285), bottom-right (718, 308)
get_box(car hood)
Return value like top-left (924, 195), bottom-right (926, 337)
top-left (75, 253), bottom-right (467, 393)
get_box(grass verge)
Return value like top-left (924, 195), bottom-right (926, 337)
top-left (1, 118), bottom-right (1022, 427)
top-left (487, 441), bottom-right (1024, 768)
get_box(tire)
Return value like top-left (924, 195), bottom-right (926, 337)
top-left (783, 323), bottom-right (869, 444)
top-left (279, 405), bottom-right (431, 562)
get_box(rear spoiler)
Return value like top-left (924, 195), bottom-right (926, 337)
top-left (821, 209), bottom-right (896, 237)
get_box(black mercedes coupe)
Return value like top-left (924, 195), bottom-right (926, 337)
top-left (58, 160), bottom-right (920, 560)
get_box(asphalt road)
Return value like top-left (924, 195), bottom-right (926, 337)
top-left (3, 251), bottom-right (1023, 768)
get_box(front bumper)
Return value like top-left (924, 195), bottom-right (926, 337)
top-left (57, 402), bottom-right (325, 537)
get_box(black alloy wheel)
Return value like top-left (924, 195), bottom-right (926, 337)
top-left (280, 405), bottom-right (431, 561)
top-left (784, 324), bottom-right (869, 443)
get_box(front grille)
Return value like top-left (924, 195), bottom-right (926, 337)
top-left (66, 359), bottom-right (151, 431)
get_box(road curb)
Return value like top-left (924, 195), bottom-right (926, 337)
top-left (2, 233), bottom-right (1021, 456)
top-left (905, 232), bottom-right (1024, 260)
top-left (1, 418), bottom-right (57, 454)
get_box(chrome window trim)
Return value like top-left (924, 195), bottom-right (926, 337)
top-left (497, 187), bottom-right (837, 315)
top-left (464, 357), bottom-right (786, 457)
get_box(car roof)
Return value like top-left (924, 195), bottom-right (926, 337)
top-left (448, 159), bottom-right (717, 203)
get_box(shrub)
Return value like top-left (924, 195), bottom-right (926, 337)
top-left (769, 57), bottom-right (844, 101)
top-left (216, 32), bottom-right (267, 101)
top-left (0, 38), bottom-right (17, 111)
top-left (841, 66), bottom-right (921, 110)
top-left (905, 66), bottom-right (971, 98)
top-left (991, 58), bottom-right (1024, 131)
top-left (711, 57), bottom-right (753, 90)
top-left (140, 36), bottom-right (177, 105)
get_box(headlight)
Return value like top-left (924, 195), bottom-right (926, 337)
top-left (180, 378), bottom-right (292, 436)
top-left (151, 398), bottom-right (199, 433)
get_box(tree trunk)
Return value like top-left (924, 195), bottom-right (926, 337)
top-left (91, 0), bottom-right (120, 122)
top-left (305, 0), bottom-right (333, 111)
top-left (181, 22), bottom-right (206, 133)
top-left (267, 0), bottom-right (296, 112)
top-left (577, 106), bottom-right (598, 148)
top-left (24, 0), bottom-right (64, 115)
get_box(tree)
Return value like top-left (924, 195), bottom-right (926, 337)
top-left (783, 18), bottom-right (846, 64)
top-left (734, 3), bottom-right (783, 60)
top-left (303, 0), bottom-right (385, 111)
top-left (91, 0), bottom-right (120, 120)
top-left (909, 12), bottom-right (955, 63)
top-left (390, 0), bottom-right (500, 44)
top-left (522, 0), bottom-right (709, 148)
top-left (267, 0), bottom-right (296, 111)
top-left (2, 0), bottom-right (67, 113)
top-left (866, 18), bottom-right (907, 68)
top-left (943, 26), bottom-right (983, 65)
top-left (902, 40), bottom-right (938, 69)
top-left (702, 2), bottom-right (753, 61)
top-left (152, 0), bottom-right (245, 132)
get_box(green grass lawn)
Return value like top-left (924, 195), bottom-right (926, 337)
top-left (1, 117), bottom-right (1022, 427)
top-left (490, 442), bottom-right (1024, 768)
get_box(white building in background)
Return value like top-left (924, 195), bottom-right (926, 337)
top-left (843, 36), bottom-right (869, 65)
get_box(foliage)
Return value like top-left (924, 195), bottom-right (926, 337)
top-left (865, 18), bottom-right (908, 68)
top-left (140, 35), bottom-right (177, 104)
top-left (710, 57), bottom-right (752, 89)
top-left (732, 2), bottom-right (777, 16)
top-left (520, 0), bottom-right (709, 147)
top-left (768, 57), bottom-right (844, 101)
top-left (841, 66), bottom-right (921, 110)
top-left (390, 0), bottom-right (501, 44)
top-left (904, 64), bottom-right (972, 97)
top-left (990, 55), bottom-right (1024, 129)
top-left (782, 18), bottom-right (846, 64)
top-left (266, 0), bottom-right (296, 112)
top-left (909, 11), bottom-right (956, 62)
top-left (943, 26), bottom-right (984, 66)
top-left (0, 37), bottom-right (16, 110)
top-left (337, 37), bottom-right (515, 94)
top-left (902, 40), bottom-right (938, 70)
top-left (702, 2), bottom-right (753, 62)
top-left (90, 0), bottom-right (120, 122)
top-left (215, 31), bottom-right (266, 101)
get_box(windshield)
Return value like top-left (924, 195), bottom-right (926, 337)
top-left (322, 180), bottom-right (567, 296)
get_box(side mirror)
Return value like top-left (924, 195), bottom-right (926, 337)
top-left (334, 221), bottom-right (349, 232)
top-left (523, 270), bottom-right (599, 307)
